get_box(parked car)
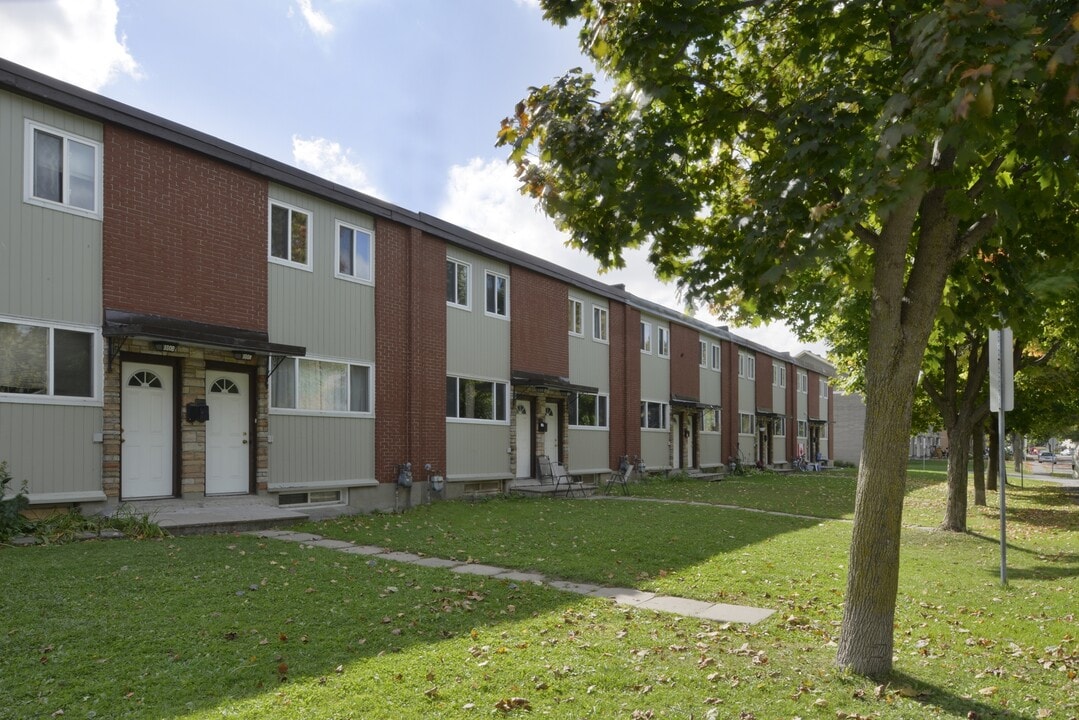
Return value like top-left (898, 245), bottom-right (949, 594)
top-left (1038, 451), bottom-right (1056, 463)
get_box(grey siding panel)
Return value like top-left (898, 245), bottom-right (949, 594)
top-left (1, 91), bottom-right (101, 325)
top-left (738, 378), bottom-right (755, 413)
top-left (641, 431), bottom-right (669, 470)
top-left (0, 403), bottom-right (101, 498)
top-left (699, 365), bottom-right (721, 406)
top-left (446, 249), bottom-right (510, 381)
top-left (639, 316), bottom-right (670, 400)
top-left (772, 383), bottom-right (786, 414)
top-left (568, 291), bottom-right (609, 390)
top-left (446, 423), bottom-right (511, 478)
top-left (738, 434), bottom-right (755, 462)
top-left (267, 184), bottom-right (376, 360)
top-left (699, 433), bottom-right (722, 467)
top-left (568, 429), bottom-right (609, 471)
top-left (268, 415), bottom-right (375, 486)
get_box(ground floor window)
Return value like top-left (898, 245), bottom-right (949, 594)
top-left (0, 317), bottom-right (97, 401)
top-left (446, 376), bottom-right (507, 422)
top-left (773, 416), bottom-right (786, 436)
top-left (569, 392), bottom-right (608, 428)
top-left (702, 408), bottom-right (719, 433)
top-left (641, 400), bottom-right (668, 430)
top-left (797, 419), bottom-right (808, 438)
top-left (271, 356), bottom-right (372, 414)
top-left (739, 413), bottom-right (755, 434)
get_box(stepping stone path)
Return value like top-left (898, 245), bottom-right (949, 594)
top-left (246, 529), bottom-right (774, 625)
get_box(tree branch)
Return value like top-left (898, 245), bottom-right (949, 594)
top-left (966, 155), bottom-right (1005, 200)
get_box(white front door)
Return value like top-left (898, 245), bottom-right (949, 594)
top-left (672, 414), bottom-right (681, 469)
top-left (515, 400), bottom-right (532, 478)
top-left (686, 414), bottom-right (696, 469)
top-left (121, 362), bottom-right (174, 499)
top-left (206, 370), bottom-right (250, 495)
top-left (543, 402), bottom-right (559, 460)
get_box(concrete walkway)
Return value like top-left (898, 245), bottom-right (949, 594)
top-left (245, 528), bottom-right (775, 625)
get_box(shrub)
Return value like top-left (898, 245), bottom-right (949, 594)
top-left (0, 461), bottom-right (30, 541)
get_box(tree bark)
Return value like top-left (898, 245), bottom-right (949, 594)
top-left (972, 419), bottom-right (986, 507)
top-left (942, 419), bottom-right (971, 531)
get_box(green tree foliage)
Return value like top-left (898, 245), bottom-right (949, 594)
top-left (500, 0), bottom-right (1079, 677)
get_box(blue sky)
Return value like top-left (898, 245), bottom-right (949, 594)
top-left (0, 0), bottom-right (826, 356)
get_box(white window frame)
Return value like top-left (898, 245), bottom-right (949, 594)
top-left (446, 258), bottom-right (471, 310)
top-left (446, 375), bottom-right (509, 425)
top-left (0, 315), bottom-right (102, 406)
top-left (699, 340), bottom-right (707, 368)
top-left (484, 271), bottom-right (509, 319)
top-left (797, 370), bottom-right (808, 394)
top-left (773, 362), bottom-right (786, 388)
top-left (797, 420), bottom-right (809, 438)
top-left (569, 298), bottom-right (584, 336)
top-left (739, 351), bottom-right (756, 380)
top-left (640, 321), bottom-right (653, 354)
top-left (657, 327), bottom-right (670, 358)
top-left (334, 220), bottom-right (374, 285)
top-left (640, 400), bottom-right (669, 430)
top-left (24, 120), bottom-right (103, 220)
top-left (773, 416), bottom-right (787, 436)
top-left (568, 392), bottom-right (609, 429)
top-left (269, 355), bottom-right (374, 417)
top-left (820, 377), bottom-right (828, 401)
top-left (701, 408), bottom-right (720, 433)
top-left (739, 413), bottom-right (755, 434)
top-left (711, 344), bottom-right (721, 371)
top-left (592, 305), bottom-right (609, 343)
top-left (268, 200), bottom-right (313, 270)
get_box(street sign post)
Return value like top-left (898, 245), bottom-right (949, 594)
top-left (989, 327), bottom-right (1013, 586)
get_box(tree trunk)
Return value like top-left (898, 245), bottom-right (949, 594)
top-left (1010, 432), bottom-right (1023, 476)
top-left (972, 419), bottom-right (986, 507)
top-left (942, 419), bottom-right (972, 531)
top-left (986, 419), bottom-right (999, 496)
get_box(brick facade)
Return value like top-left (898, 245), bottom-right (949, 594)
top-left (375, 222), bottom-right (447, 485)
top-left (103, 125), bottom-right (267, 331)
top-left (510, 268), bottom-right (570, 378)
top-left (669, 322), bottom-right (700, 402)
top-left (608, 302), bottom-right (641, 468)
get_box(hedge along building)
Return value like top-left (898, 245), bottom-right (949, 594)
top-left (0, 58), bottom-right (835, 516)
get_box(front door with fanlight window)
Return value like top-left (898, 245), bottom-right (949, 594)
top-left (515, 400), bottom-right (533, 478)
top-left (205, 370), bottom-right (251, 495)
top-left (543, 402), bottom-right (560, 461)
top-left (121, 362), bottom-right (175, 499)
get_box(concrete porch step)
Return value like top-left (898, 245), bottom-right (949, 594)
top-left (116, 499), bottom-right (309, 536)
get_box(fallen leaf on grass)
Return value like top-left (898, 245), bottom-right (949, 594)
top-left (494, 697), bottom-right (531, 712)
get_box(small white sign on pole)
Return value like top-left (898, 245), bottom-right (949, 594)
top-left (989, 328), bottom-right (1014, 412)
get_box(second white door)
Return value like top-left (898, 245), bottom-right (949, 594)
top-left (206, 370), bottom-right (250, 495)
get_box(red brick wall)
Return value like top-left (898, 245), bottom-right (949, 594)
top-left (669, 323), bottom-right (700, 401)
top-left (755, 353), bottom-right (772, 411)
top-left (721, 340), bottom-right (739, 462)
top-left (510, 268), bottom-right (569, 378)
top-left (608, 302), bottom-right (641, 467)
top-left (808, 371), bottom-right (821, 419)
top-left (375, 222), bottom-right (447, 483)
top-left (103, 126), bottom-right (266, 331)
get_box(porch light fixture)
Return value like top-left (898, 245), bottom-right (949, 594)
top-left (233, 351), bottom-right (254, 361)
top-left (153, 341), bottom-right (177, 352)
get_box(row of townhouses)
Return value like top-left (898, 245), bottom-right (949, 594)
top-left (0, 59), bottom-right (834, 515)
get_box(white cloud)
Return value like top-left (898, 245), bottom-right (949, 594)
top-left (0, 0), bottom-right (140, 91)
top-left (291, 136), bottom-right (381, 196)
top-left (437, 157), bottom-right (829, 357)
top-left (291, 0), bottom-right (334, 37)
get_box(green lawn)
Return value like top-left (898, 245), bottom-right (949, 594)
top-left (2, 468), bottom-right (1076, 719)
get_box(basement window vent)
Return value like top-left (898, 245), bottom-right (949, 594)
top-left (278, 489), bottom-right (346, 507)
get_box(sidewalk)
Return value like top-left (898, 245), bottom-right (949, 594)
top-left (246, 529), bottom-right (775, 626)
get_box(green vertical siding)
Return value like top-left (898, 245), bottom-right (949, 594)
top-left (0, 403), bottom-right (102, 500)
top-left (267, 415), bottom-right (376, 487)
top-left (446, 423), bottom-right (511, 479)
top-left (445, 248), bottom-right (510, 381)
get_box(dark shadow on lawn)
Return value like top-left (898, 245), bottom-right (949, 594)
top-left (0, 536), bottom-right (591, 719)
top-left (890, 671), bottom-right (1037, 720)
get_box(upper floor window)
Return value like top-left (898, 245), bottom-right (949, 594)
top-left (336, 222), bottom-right (373, 283)
top-left (269, 202), bottom-right (311, 269)
top-left (592, 306), bottom-right (608, 343)
top-left (446, 376), bottom-right (507, 423)
top-left (700, 340), bottom-right (707, 367)
top-left (270, 356), bottom-right (372, 414)
top-left (640, 400), bottom-right (668, 430)
top-left (657, 327), bottom-right (670, 358)
top-left (797, 370), bottom-right (808, 393)
top-left (738, 351), bottom-right (756, 379)
top-left (446, 258), bottom-right (470, 309)
top-left (485, 271), bottom-right (509, 318)
top-left (569, 299), bottom-right (584, 336)
top-left (24, 120), bottom-right (102, 219)
top-left (711, 344), bottom-right (721, 371)
top-left (0, 317), bottom-right (99, 403)
top-left (569, 392), bottom-right (608, 428)
top-left (820, 377), bottom-right (829, 400)
top-left (640, 322), bottom-right (653, 353)
top-left (773, 363), bottom-right (786, 387)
